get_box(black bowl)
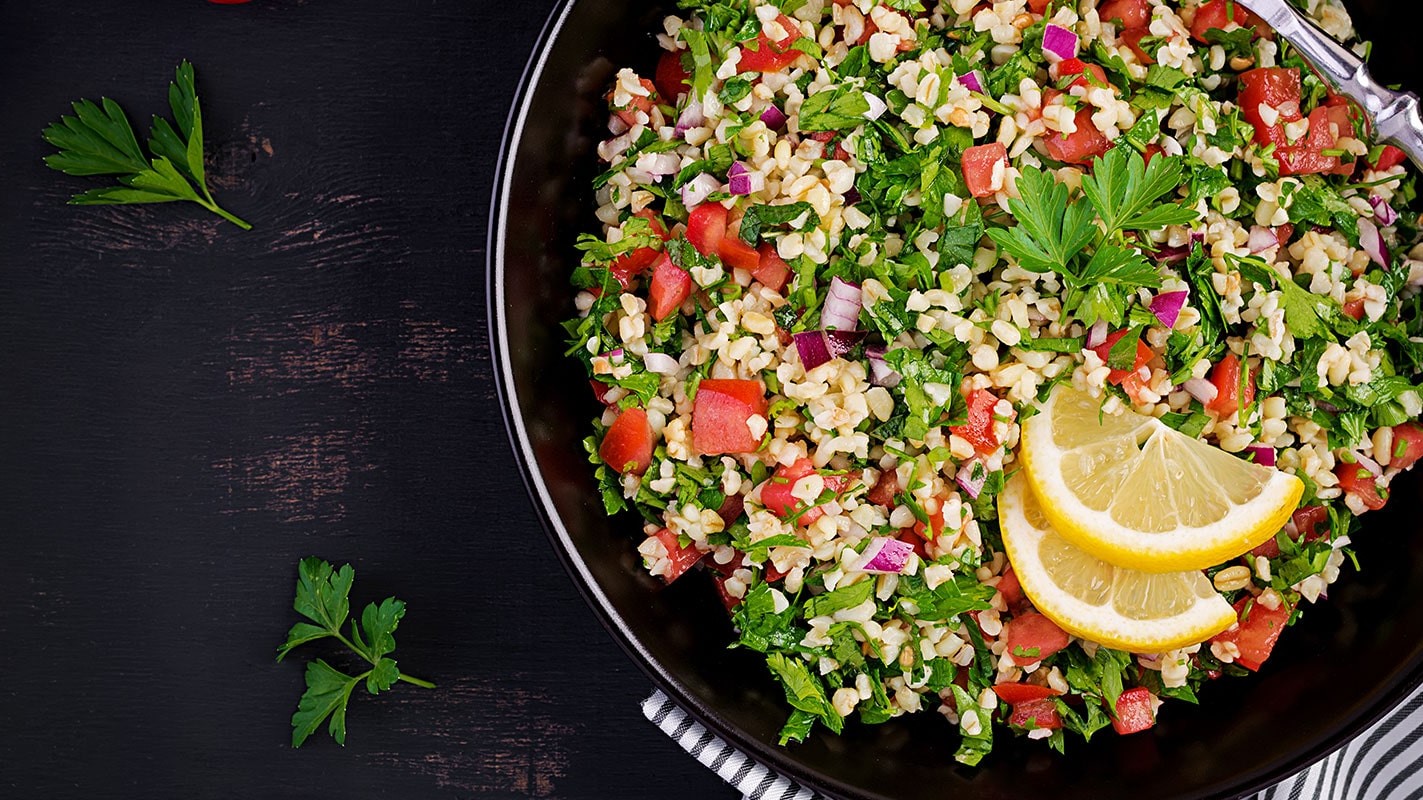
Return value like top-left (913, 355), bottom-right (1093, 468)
top-left (489, 4), bottom-right (1423, 798)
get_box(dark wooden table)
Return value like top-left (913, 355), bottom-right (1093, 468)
top-left (0, 2), bottom-right (735, 797)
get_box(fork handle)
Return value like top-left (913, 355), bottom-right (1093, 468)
top-left (1242, 0), bottom-right (1423, 169)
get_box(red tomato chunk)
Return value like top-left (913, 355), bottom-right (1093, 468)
top-left (1336, 462), bottom-right (1387, 511)
top-left (993, 682), bottom-right (1061, 705)
top-left (648, 254), bottom-right (693, 322)
top-left (1111, 687), bottom-right (1157, 735)
top-left (950, 389), bottom-right (1002, 455)
top-left (1043, 107), bottom-right (1111, 165)
top-left (760, 458), bottom-right (850, 526)
top-left (1211, 597), bottom-right (1291, 671)
top-left (1004, 612), bottom-right (1071, 662)
top-left (1099, 0), bottom-right (1150, 28)
top-left (1190, 0), bottom-right (1271, 43)
top-left (599, 406), bottom-right (654, 476)
top-left (962, 143), bottom-right (1009, 198)
top-left (1390, 423), bottom-right (1423, 470)
top-left (654, 50), bottom-right (691, 104)
top-left (1009, 698), bottom-right (1063, 730)
top-left (1090, 329), bottom-right (1153, 386)
top-left (651, 527), bottom-right (703, 583)
top-left (737, 13), bottom-right (805, 74)
top-left (692, 379), bottom-right (768, 456)
top-left (1205, 352), bottom-right (1256, 417)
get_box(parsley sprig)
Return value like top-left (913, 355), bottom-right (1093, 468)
top-left (277, 557), bottom-right (435, 747)
top-left (988, 147), bottom-right (1198, 325)
top-left (41, 61), bottom-right (251, 229)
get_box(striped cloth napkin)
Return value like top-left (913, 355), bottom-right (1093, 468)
top-left (643, 683), bottom-right (1423, 800)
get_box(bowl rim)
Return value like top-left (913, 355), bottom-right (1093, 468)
top-left (485, 2), bottom-right (1423, 797)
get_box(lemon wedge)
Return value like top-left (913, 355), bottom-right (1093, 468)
top-left (1019, 384), bottom-right (1303, 572)
top-left (998, 473), bottom-right (1237, 653)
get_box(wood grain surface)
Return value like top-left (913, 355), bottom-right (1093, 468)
top-left (0, 1), bottom-right (735, 797)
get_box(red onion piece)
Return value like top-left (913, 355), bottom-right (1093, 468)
top-left (728, 162), bottom-right (757, 195)
top-left (956, 459), bottom-right (988, 500)
top-left (674, 100), bottom-right (704, 138)
top-left (957, 69), bottom-right (986, 94)
top-left (643, 352), bottom-right (679, 375)
top-left (1183, 377), bottom-right (1218, 405)
top-left (1358, 216), bottom-right (1389, 267)
top-left (1085, 319), bottom-right (1108, 349)
top-left (1148, 290), bottom-right (1189, 329)
top-left (1247, 225), bottom-right (1279, 253)
top-left (1042, 24), bottom-right (1079, 63)
top-left (608, 115), bottom-right (630, 136)
top-left (822, 277), bottom-right (862, 331)
top-left (680, 174), bottom-right (721, 209)
top-left (1245, 444), bottom-right (1276, 467)
top-left (854, 536), bottom-right (915, 574)
top-left (793, 331), bottom-right (832, 371)
top-left (866, 345), bottom-right (902, 388)
top-left (794, 330), bottom-right (866, 370)
top-left (760, 105), bottom-right (787, 129)
top-left (602, 348), bottom-right (625, 364)
top-left (1353, 451), bottom-right (1382, 477)
top-left (1369, 195), bottom-right (1400, 226)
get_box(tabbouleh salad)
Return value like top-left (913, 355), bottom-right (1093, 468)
top-left (565, 0), bottom-right (1423, 763)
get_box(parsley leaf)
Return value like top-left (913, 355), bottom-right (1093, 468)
top-left (798, 86), bottom-right (871, 131)
top-left (739, 201), bottom-right (821, 243)
top-left (1080, 146), bottom-right (1198, 233)
top-left (278, 557), bottom-right (435, 747)
top-left (765, 653), bottom-right (844, 743)
top-left (987, 165), bottom-right (1096, 272)
top-left (41, 61), bottom-right (251, 229)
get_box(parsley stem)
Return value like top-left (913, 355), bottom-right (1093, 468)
top-left (198, 197), bottom-right (252, 231)
top-left (333, 630), bottom-right (436, 689)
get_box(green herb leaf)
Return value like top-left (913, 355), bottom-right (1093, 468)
top-left (1081, 147), bottom-right (1197, 234)
top-left (278, 558), bottom-right (434, 747)
top-left (798, 86), bottom-right (871, 131)
top-left (41, 60), bottom-right (251, 229)
top-left (739, 201), bottom-right (821, 243)
top-left (987, 165), bottom-right (1097, 273)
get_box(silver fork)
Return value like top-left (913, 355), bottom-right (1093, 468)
top-left (1232, 0), bottom-right (1423, 168)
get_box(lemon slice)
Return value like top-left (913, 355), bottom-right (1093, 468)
top-left (999, 474), bottom-right (1237, 652)
top-left (1020, 384), bottom-right (1303, 572)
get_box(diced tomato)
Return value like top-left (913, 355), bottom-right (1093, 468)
top-left (897, 528), bottom-right (929, 559)
top-left (1052, 58), bottom-right (1110, 91)
top-left (760, 458), bottom-right (850, 526)
top-left (713, 575), bottom-right (741, 611)
top-left (686, 203), bottom-right (727, 258)
top-left (1027, 0), bottom-right (1050, 12)
top-left (1004, 612), bottom-right (1071, 662)
top-left (867, 468), bottom-right (900, 507)
top-left (1098, 0), bottom-right (1150, 28)
top-left (1090, 329), bottom-right (1153, 386)
top-left (1142, 143), bottom-right (1165, 165)
top-left (651, 527), bottom-right (704, 583)
top-left (1239, 67), bottom-right (1301, 150)
top-left (1043, 107), bottom-right (1111, 165)
top-left (950, 389), bottom-right (1001, 455)
top-left (1279, 105), bottom-right (1352, 176)
top-left (655, 50), bottom-right (692, 105)
top-left (1119, 27), bottom-right (1155, 64)
top-left (996, 567), bottom-right (1026, 611)
top-left (913, 506), bottom-right (946, 541)
top-left (648, 254), bottom-right (693, 321)
top-left (1250, 505), bottom-right (1328, 559)
top-left (1211, 596), bottom-right (1291, 671)
top-left (1390, 423), bottom-right (1423, 470)
top-left (993, 682), bottom-right (1062, 705)
top-left (608, 211), bottom-right (670, 289)
top-left (1336, 462), bottom-right (1388, 511)
top-left (1190, 0), bottom-right (1270, 43)
top-left (1372, 145), bottom-right (1407, 171)
top-left (750, 243), bottom-right (792, 293)
top-left (1111, 687), bottom-right (1157, 735)
top-left (1343, 298), bottom-right (1366, 321)
top-left (962, 143), bottom-right (1009, 199)
top-left (1204, 352), bottom-right (1256, 418)
top-left (1292, 505), bottom-right (1330, 541)
top-left (717, 493), bottom-right (746, 527)
top-left (737, 13), bottom-right (805, 74)
top-left (719, 234), bottom-right (762, 272)
top-left (608, 77), bottom-right (658, 127)
top-left (692, 379), bottom-right (769, 456)
top-left (1009, 698), bottom-right (1063, 730)
top-left (599, 406), bottom-right (655, 476)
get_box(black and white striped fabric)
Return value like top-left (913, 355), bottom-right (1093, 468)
top-left (644, 684), bottom-right (1423, 800)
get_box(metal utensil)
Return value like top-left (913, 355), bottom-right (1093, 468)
top-left (1233, 0), bottom-right (1423, 167)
